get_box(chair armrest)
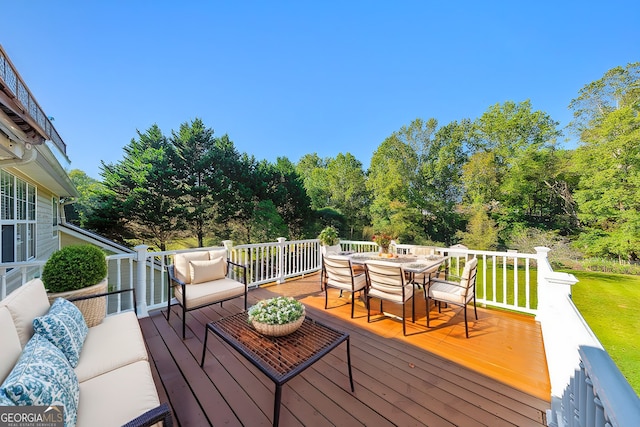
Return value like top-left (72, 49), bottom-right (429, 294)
top-left (167, 265), bottom-right (186, 287)
top-left (67, 288), bottom-right (138, 316)
top-left (227, 260), bottom-right (248, 285)
top-left (122, 402), bottom-right (173, 427)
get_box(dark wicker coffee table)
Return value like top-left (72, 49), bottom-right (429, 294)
top-left (200, 311), bottom-right (354, 427)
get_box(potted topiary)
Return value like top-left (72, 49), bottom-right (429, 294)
top-left (42, 244), bottom-right (108, 327)
top-left (318, 226), bottom-right (341, 256)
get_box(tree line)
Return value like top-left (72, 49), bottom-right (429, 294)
top-left (68, 63), bottom-right (640, 261)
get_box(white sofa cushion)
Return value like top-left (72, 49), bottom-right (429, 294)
top-left (0, 307), bottom-right (22, 383)
top-left (74, 311), bottom-right (148, 383)
top-left (76, 361), bottom-right (160, 427)
top-left (0, 278), bottom-right (50, 347)
top-left (174, 277), bottom-right (245, 308)
top-left (174, 251), bottom-right (209, 284)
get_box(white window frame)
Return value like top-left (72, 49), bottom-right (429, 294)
top-left (1, 170), bottom-right (37, 262)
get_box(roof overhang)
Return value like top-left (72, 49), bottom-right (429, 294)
top-left (0, 108), bottom-right (77, 198)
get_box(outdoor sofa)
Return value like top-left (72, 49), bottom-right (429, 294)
top-left (0, 278), bottom-right (171, 427)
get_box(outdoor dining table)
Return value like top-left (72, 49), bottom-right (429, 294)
top-left (343, 251), bottom-right (449, 279)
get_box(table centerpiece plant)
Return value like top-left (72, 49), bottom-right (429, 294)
top-left (248, 296), bottom-right (306, 337)
top-left (372, 232), bottom-right (396, 255)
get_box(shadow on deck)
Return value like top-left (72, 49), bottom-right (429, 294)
top-left (141, 272), bottom-right (550, 426)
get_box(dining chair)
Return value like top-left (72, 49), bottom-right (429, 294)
top-left (425, 257), bottom-right (478, 338)
top-left (364, 260), bottom-right (415, 336)
top-left (321, 255), bottom-right (367, 318)
top-left (319, 244), bottom-right (344, 291)
top-left (409, 262), bottom-right (443, 290)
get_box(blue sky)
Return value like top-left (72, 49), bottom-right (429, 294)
top-left (2, 1), bottom-right (638, 179)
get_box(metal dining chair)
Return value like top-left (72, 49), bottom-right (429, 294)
top-left (364, 260), bottom-right (415, 336)
top-left (426, 257), bottom-right (478, 338)
top-left (321, 255), bottom-right (367, 318)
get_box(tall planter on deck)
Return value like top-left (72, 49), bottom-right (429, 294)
top-left (318, 226), bottom-right (340, 255)
top-left (42, 245), bottom-right (108, 327)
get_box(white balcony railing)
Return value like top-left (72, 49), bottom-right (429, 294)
top-left (0, 45), bottom-right (67, 155)
top-left (1, 239), bottom-right (638, 426)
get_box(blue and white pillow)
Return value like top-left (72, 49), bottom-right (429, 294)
top-left (0, 388), bottom-right (14, 406)
top-left (0, 334), bottom-right (79, 427)
top-left (33, 298), bottom-right (88, 367)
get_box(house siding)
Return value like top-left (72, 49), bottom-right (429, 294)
top-left (37, 189), bottom-right (58, 260)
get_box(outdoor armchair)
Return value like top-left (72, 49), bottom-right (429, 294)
top-left (321, 255), bottom-right (367, 318)
top-left (426, 257), bottom-right (478, 338)
top-left (166, 249), bottom-right (247, 339)
top-left (364, 260), bottom-right (415, 336)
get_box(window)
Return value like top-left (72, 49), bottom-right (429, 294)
top-left (1, 170), bottom-right (36, 262)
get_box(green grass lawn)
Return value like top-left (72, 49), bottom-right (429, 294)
top-left (563, 269), bottom-right (640, 396)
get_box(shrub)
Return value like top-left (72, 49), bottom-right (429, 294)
top-left (581, 258), bottom-right (640, 275)
top-left (42, 245), bottom-right (107, 293)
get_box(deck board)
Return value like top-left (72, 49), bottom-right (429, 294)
top-left (141, 273), bottom-right (550, 426)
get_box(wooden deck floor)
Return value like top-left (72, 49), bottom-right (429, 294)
top-left (141, 273), bottom-right (550, 426)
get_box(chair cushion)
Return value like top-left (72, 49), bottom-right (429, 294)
top-left (1, 333), bottom-right (79, 427)
top-left (76, 361), bottom-right (160, 427)
top-left (208, 248), bottom-right (227, 261)
top-left (208, 249), bottom-right (229, 274)
top-left (368, 283), bottom-right (414, 303)
top-left (33, 298), bottom-right (89, 368)
top-left (174, 278), bottom-right (245, 309)
top-left (429, 280), bottom-right (469, 305)
top-left (327, 273), bottom-right (367, 291)
top-left (0, 278), bottom-right (50, 347)
top-left (365, 261), bottom-right (406, 288)
top-left (174, 251), bottom-right (210, 284)
top-left (190, 258), bottom-right (226, 284)
top-left (0, 307), bottom-right (22, 384)
top-left (74, 311), bottom-right (148, 383)
top-left (459, 258), bottom-right (478, 289)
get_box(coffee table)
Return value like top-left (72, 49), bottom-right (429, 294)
top-left (200, 311), bottom-right (354, 426)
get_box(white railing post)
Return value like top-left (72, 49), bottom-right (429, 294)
top-left (222, 240), bottom-right (239, 282)
top-left (277, 237), bottom-right (286, 284)
top-left (535, 246), bottom-right (588, 426)
top-left (134, 244), bottom-right (149, 318)
top-left (222, 240), bottom-right (233, 259)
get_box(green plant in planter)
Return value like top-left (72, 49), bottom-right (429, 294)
top-left (248, 297), bottom-right (305, 325)
top-left (42, 245), bottom-right (107, 292)
top-left (318, 226), bottom-right (340, 246)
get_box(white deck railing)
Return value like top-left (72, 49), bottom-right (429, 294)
top-left (395, 243), bottom-right (538, 314)
top-left (1, 239), bottom-right (638, 425)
